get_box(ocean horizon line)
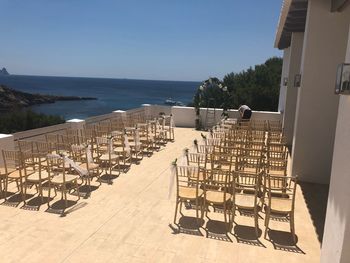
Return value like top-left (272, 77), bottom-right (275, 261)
top-left (1, 74), bottom-right (202, 84)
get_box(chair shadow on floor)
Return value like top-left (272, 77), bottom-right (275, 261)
top-left (98, 173), bottom-right (119, 185)
top-left (232, 224), bottom-right (265, 248)
top-left (266, 229), bottom-right (305, 254)
top-left (46, 199), bottom-right (82, 216)
top-left (205, 219), bottom-right (232, 242)
top-left (78, 185), bottom-right (100, 199)
top-left (2, 192), bottom-right (35, 207)
top-left (169, 216), bottom-right (204, 237)
top-left (22, 196), bottom-right (55, 211)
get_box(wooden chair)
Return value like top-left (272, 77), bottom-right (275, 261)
top-left (138, 122), bottom-right (156, 154)
top-left (71, 144), bottom-right (100, 193)
top-left (112, 131), bottom-right (132, 172)
top-left (232, 171), bottom-right (261, 236)
top-left (96, 137), bottom-right (120, 182)
top-left (2, 150), bottom-right (28, 202)
top-left (162, 115), bottom-right (175, 141)
top-left (18, 140), bottom-right (35, 153)
top-left (173, 165), bottom-right (204, 224)
top-left (45, 134), bottom-right (61, 144)
top-left (46, 154), bottom-right (80, 211)
top-left (268, 120), bottom-right (283, 133)
top-left (128, 128), bottom-right (143, 161)
top-left (22, 152), bottom-right (50, 205)
top-left (203, 169), bottom-right (233, 230)
top-left (264, 175), bottom-right (298, 243)
top-left (239, 148), bottom-right (263, 174)
top-left (251, 120), bottom-right (267, 131)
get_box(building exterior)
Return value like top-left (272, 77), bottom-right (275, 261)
top-left (275, 0), bottom-right (350, 261)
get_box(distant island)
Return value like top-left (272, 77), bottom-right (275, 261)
top-left (0, 85), bottom-right (97, 111)
top-left (0, 67), bottom-right (9, 76)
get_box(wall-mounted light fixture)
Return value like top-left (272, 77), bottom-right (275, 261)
top-left (335, 63), bottom-right (350, 94)
top-left (283, 77), bottom-right (288, 86)
top-left (294, 74), bottom-right (301, 88)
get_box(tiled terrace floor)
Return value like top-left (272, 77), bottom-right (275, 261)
top-left (0, 128), bottom-right (322, 262)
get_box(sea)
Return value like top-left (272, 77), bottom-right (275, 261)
top-left (0, 75), bottom-right (199, 120)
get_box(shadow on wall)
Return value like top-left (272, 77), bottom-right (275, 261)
top-left (299, 182), bottom-right (329, 244)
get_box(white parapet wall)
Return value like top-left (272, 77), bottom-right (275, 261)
top-left (2, 105), bottom-right (281, 149)
top-left (171, 106), bottom-right (281, 128)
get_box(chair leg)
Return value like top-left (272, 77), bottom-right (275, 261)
top-left (4, 177), bottom-right (9, 201)
top-left (264, 208), bottom-right (270, 239)
top-left (47, 184), bottom-right (51, 208)
top-left (39, 183), bottom-right (43, 203)
top-left (173, 199), bottom-right (179, 224)
top-left (290, 212), bottom-right (296, 244)
top-left (254, 208), bottom-right (259, 237)
top-left (76, 180), bottom-right (80, 201)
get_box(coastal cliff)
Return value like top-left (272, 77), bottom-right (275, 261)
top-left (0, 85), bottom-right (97, 111)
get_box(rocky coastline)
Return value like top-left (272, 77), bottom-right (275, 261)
top-left (0, 84), bottom-right (97, 111)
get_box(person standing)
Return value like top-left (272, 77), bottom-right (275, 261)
top-left (238, 105), bottom-right (252, 120)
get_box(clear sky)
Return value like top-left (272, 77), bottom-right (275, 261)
top-left (1, 0), bottom-right (282, 81)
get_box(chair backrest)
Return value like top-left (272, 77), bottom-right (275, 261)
top-left (234, 171), bottom-right (260, 193)
top-left (22, 152), bottom-right (46, 180)
top-left (45, 134), bottom-right (61, 144)
top-left (205, 138), bottom-right (221, 147)
top-left (175, 165), bottom-right (201, 196)
top-left (46, 154), bottom-right (67, 184)
top-left (251, 120), bottom-right (267, 131)
top-left (248, 130), bottom-right (266, 144)
top-left (2, 150), bottom-right (24, 173)
top-left (204, 169), bottom-right (233, 201)
top-left (210, 152), bottom-right (234, 172)
top-left (66, 128), bottom-right (80, 138)
top-left (268, 120), bottom-right (282, 132)
top-left (267, 142), bottom-right (288, 160)
top-left (186, 152), bottom-right (207, 168)
top-left (18, 140), bottom-right (34, 153)
top-left (265, 175), bottom-right (297, 211)
top-left (35, 141), bottom-right (53, 154)
top-left (239, 148), bottom-right (263, 174)
top-left (233, 171), bottom-right (260, 206)
top-left (266, 158), bottom-right (288, 176)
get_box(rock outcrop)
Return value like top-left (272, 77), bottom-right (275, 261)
top-left (0, 85), bottom-right (97, 111)
top-left (0, 68), bottom-right (9, 76)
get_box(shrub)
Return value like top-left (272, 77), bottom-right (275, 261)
top-left (0, 109), bottom-right (65, 133)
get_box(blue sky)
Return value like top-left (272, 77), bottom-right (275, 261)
top-left (1, 0), bottom-right (282, 81)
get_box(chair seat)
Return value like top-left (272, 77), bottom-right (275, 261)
top-left (178, 187), bottom-right (203, 200)
top-left (7, 169), bottom-right (28, 179)
top-left (234, 193), bottom-right (256, 209)
top-left (99, 153), bottom-right (119, 161)
top-left (205, 190), bottom-right (232, 204)
top-left (78, 162), bottom-right (99, 170)
top-left (265, 197), bottom-right (292, 213)
top-left (51, 174), bottom-right (79, 184)
top-left (267, 171), bottom-right (287, 177)
top-left (129, 142), bottom-right (142, 148)
top-left (27, 170), bottom-right (50, 182)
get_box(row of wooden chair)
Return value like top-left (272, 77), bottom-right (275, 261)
top-left (0, 115), bottom-right (175, 214)
top-left (173, 120), bottom-right (297, 243)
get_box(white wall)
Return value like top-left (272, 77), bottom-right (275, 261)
top-left (321, 19), bottom-right (350, 263)
top-left (283, 32), bottom-right (304, 147)
top-left (291, 0), bottom-right (350, 183)
top-left (172, 106), bottom-right (282, 128)
top-left (278, 47), bottom-right (291, 113)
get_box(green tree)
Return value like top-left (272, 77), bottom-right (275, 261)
top-left (193, 57), bottom-right (282, 112)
